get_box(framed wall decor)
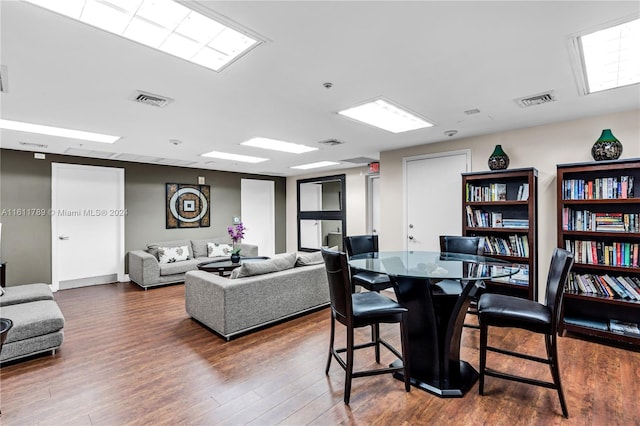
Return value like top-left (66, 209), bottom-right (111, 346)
top-left (166, 183), bottom-right (210, 228)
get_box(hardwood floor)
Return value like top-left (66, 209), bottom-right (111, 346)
top-left (1, 282), bottom-right (638, 425)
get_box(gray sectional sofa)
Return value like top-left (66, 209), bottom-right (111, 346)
top-left (128, 238), bottom-right (258, 289)
top-left (185, 251), bottom-right (330, 340)
top-left (0, 283), bottom-right (65, 363)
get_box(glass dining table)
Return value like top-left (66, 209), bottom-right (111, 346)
top-left (349, 251), bottom-right (519, 398)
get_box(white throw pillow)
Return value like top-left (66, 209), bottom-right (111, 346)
top-left (158, 245), bottom-right (190, 264)
top-left (207, 242), bottom-right (233, 257)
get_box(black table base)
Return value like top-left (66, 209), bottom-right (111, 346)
top-left (391, 359), bottom-right (478, 397)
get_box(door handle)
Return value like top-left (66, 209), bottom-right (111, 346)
top-left (59, 236), bottom-right (69, 240)
top-left (408, 235), bottom-right (414, 240)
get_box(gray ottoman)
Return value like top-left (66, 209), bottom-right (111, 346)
top-left (0, 284), bottom-right (65, 363)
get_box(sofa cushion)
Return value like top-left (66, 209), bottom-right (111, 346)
top-left (191, 238), bottom-right (228, 258)
top-left (158, 245), bottom-right (191, 263)
top-left (0, 283), bottom-right (54, 307)
top-left (1, 300), bottom-right (65, 343)
top-left (231, 252), bottom-right (297, 279)
top-left (208, 242), bottom-right (234, 257)
top-left (295, 251), bottom-right (324, 267)
top-left (159, 258), bottom-right (205, 276)
top-left (147, 240), bottom-right (194, 260)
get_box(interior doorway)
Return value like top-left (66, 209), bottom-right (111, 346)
top-left (403, 150), bottom-right (470, 251)
top-left (51, 163), bottom-right (125, 291)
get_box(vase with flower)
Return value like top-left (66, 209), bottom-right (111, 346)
top-left (227, 222), bottom-right (245, 263)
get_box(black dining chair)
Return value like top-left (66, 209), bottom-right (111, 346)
top-left (478, 248), bottom-right (574, 418)
top-left (343, 235), bottom-right (393, 292)
top-left (439, 235), bottom-right (485, 329)
top-left (321, 248), bottom-right (411, 404)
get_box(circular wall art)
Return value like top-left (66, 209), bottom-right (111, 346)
top-left (166, 183), bottom-right (210, 228)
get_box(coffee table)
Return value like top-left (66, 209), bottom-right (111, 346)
top-left (197, 257), bottom-right (270, 276)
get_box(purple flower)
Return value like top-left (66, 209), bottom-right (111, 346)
top-left (227, 222), bottom-right (245, 243)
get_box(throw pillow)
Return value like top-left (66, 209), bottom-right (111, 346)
top-left (295, 251), bottom-right (324, 266)
top-left (232, 252), bottom-right (297, 278)
top-left (158, 245), bottom-right (190, 264)
top-left (207, 242), bottom-right (233, 257)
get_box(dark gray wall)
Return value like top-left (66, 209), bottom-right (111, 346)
top-left (0, 149), bottom-right (286, 286)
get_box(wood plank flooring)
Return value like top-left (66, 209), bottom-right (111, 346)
top-left (1, 282), bottom-right (639, 425)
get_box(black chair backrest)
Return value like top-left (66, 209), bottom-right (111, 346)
top-left (440, 235), bottom-right (484, 256)
top-left (321, 248), bottom-right (353, 323)
top-left (545, 248), bottom-right (575, 329)
top-left (344, 235), bottom-right (379, 257)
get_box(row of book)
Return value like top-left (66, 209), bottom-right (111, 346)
top-left (465, 206), bottom-right (529, 229)
top-left (466, 183), bottom-right (507, 202)
top-left (561, 175), bottom-right (635, 200)
top-left (564, 239), bottom-right (639, 268)
top-left (465, 183), bottom-right (530, 202)
top-left (562, 209), bottom-right (639, 233)
top-left (481, 235), bottom-right (530, 258)
top-left (564, 316), bottom-right (640, 336)
top-left (566, 272), bottom-right (640, 301)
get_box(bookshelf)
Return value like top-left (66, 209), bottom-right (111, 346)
top-left (557, 158), bottom-right (640, 347)
top-left (462, 167), bottom-right (538, 300)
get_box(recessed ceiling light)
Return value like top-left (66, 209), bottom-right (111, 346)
top-left (576, 18), bottom-right (640, 93)
top-left (201, 150), bottom-right (268, 163)
top-left (291, 161), bottom-right (340, 170)
top-left (338, 98), bottom-right (434, 133)
top-left (0, 119), bottom-right (120, 143)
top-left (25, 0), bottom-right (262, 72)
top-left (241, 137), bottom-right (318, 154)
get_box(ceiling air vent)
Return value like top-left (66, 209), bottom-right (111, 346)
top-left (515, 91), bottom-right (557, 108)
top-left (342, 157), bottom-right (377, 164)
top-left (19, 141), bottom-right (48, 148)
top-left (131, 90), bottom-right (173, 108)
top-left (318, 139), bottom-right (344, 146)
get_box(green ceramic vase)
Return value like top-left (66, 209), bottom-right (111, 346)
top-left (488, 144), bottom-right (509, 170)
top-left (591, 129), bottom-right (622, 161)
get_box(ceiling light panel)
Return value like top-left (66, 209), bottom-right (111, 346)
top-left (0, 119), bottom-right (120, 143)
top-left (291, 161), bottom-right (340, 170)
top-left (201, 151), bottom-right (268, 163)
top-left (26, 0), bottom-right (262, 72)
top-left (578, 18), bottom-right (640, 93)
top-left (241, 137), bottom-right (318, 154)
top-left (338, 98), bottom-right (434, 133)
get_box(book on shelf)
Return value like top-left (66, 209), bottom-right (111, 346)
top-left (502, 218), bottom-right (529, 229)
top-left (517, 183), bottom-right (529, 201)
top-left (563, 316), bottom-right (608, 331)
top-left (491, 212), bottom-right (503, 228)
top-left (494, 183), bottom-right (507, 201)
top-left (564, 240), bottom-right (639, 267)
top-left (609, 319), bottom-right (640, 336)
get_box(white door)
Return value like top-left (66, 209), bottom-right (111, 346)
top-left (241, 179), bottom-right (275, 257)
top-left (51, 163), bottom-right (125, 291)
top-left (368, 175), bottom-right (381, 235)
top-left (404, 151), bottom-right (470, 251)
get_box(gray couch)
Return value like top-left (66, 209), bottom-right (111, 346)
top-left (128, 238), bottom-right (258, 289)
top-left (0, 283), bottom-right (65, 363)
top-left (185, 251), bottom-right (329, 340)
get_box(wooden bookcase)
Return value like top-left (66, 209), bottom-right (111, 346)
top-left (462, 167), bottom-right (538, 300)
top-left (556, 158), bottom-right (640, 347)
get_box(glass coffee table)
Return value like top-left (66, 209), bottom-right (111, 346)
top-left (197, 257), bottom-right (270, 276)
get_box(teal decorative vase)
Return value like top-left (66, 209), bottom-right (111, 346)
top-left (591, 129), bottom-right (622, 161)
top-left (488, 144), bottom-right (509, 170)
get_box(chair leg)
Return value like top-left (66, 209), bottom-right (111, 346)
top-left (478, 321), bottom-right (488, 395)
top-left (373, 323), bottom-right (381, 363)
top-left (546, 333), bottom-right (569, 418)
top-left (344, 326), bottom-right (354, 404)
top-left (326, 315), bottom-right (335, 375)
top-left (400, 315), bottom-right (411, 392)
